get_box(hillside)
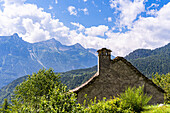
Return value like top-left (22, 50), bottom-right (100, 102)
top-left (0, 43), bottom-right (169, 104)
top-left (0, 34), bottom-right (97, 88)
top-left (0, 66), bottom-right (97, 104)
top-left (125, 43), bottom-right (170, 76)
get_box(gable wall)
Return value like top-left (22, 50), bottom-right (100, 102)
top-left (77, 60), bottom-right (164, 104)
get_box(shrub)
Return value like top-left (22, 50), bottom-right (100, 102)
top-left (0, 98), bottom-right (11, 113)
top-left (119, 86), bottom-right (152, 112)
top-left (152, 73), bottom-right (170, 104)
top-left (84, 97), bottom-right (131, 113)
top-left (143, 104), bottom-right (170, 113)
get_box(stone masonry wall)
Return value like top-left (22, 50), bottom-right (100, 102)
top-left (76, 59), bottom-right (164, 104)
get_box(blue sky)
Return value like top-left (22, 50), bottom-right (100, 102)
top-left (0, 0), bottom-right (170, 56)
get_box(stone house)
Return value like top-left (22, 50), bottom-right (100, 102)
top-left (71, 48), bottom-right (165, 104)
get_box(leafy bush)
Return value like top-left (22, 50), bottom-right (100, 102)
top-left (84, 97), bottom-right (131, 113)
top-left (0, 98), bottom-right (11, 113)
top-left (142, 104), bottom-right (170, 113)
top-left (83, 86), bottom-right (152, 113)
top-left (152, 73), bottom-right (170, 104)
top-left (9, 68), bottom-right (82, 112)
top-left (119, 86), bottom-right (152, 112)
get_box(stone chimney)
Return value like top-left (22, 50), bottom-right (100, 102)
top-left (97, 48), bottom-right (112, 73)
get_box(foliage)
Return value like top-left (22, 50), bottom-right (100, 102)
top-left (0, 98), bottom-right (11, 113)
top-left (0, 66), bottom-right (97, 104)
top-left (142, 104), bottom-right (170, 113)
top-left (1, 70), bottom-right (168, 112)
top-left (83, 86), bottom-right (152, 113)
top-left (8, 68), bottom-right (82, 112)
top-left (0, 75), bottom-right (28, 104)
top-left (118, 86), bottom-right (152, 112)
top-left (84, 97), bottom-right (131, 113)
top-left (152, 73), bottom-right (170, 104)
top-left (60, 66), bottom-right (97, 89)
top-left (125, 43), bottom-right (170, 77)
top-left (128, 54), bottom-right (169, 77)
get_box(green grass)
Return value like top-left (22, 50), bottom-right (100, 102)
top-left (142, 104), bottom-right (170, 113)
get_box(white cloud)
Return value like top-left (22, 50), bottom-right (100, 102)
top-left (81, 8), bottom-right (88, 15)
top-left (85, 25), bottom-right (109, 37)
top-left (49, 5), bottom-right (53, 10)
top-left (146, 9), bottom-right (157, 16)
top-left (109, 0), bottom-right (146, 29)
top-left (146, 3), bottom-right (159, 16)
top-left (147, 3), bottom-right (159, 10)
top-left (68, 6), bottom-right (77, 16)
top-left (71, 22), bottom-right (85, 31)
top-left (0, 0), bottom-right (169, 57)
top-left (78, 8), bottom-right (89, 15)
top-left (68, 3), bottom-right (170, 56)
top-left (55, 0), bottom-right (58, 4)
top-left (108, 17), bottom-right (112, 22)
top-left (22, 18), bottom-right (50, 42)
top-left (83, 0), bottom-right (87, 2)
top-left (92, 1), bottom-right (97, 7)
top-left (0, 1), bottom-right (69, 43)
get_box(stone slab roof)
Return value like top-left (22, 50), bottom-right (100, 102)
top-left (70, 56), bottom-right (165, 94)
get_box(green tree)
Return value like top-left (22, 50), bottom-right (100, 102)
top-left (152, 73), bottom-right (170, 104)
top-left (10, 68), bottom-right (82, 112)
top-left (0, 98), bottom-right (11, 113)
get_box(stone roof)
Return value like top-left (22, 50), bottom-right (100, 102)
top-left (70, 56), bottom-right (165, 94)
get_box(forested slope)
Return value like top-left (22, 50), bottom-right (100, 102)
top-left (0, 66), bottom-right (97, 104)
top-left (125, 43), bottom-right (170, 77)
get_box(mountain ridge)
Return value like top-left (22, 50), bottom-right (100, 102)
top-left (0, 42), bottom-right (169, 104)
top-left (125, 43), bottom-right (170, 60)
top-left (0, 33), bottom-right (97, 88)
top-left (125, 43), bottom-right (170, 76)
